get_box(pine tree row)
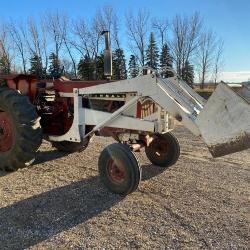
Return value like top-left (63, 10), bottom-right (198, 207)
top-left (5, 31), bottom-right (194, 85)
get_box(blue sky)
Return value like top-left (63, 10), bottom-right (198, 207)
top-left (1, 0), bottom-right (250, 82)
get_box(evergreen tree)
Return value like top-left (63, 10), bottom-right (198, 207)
top-left (29, 54), bottom-right (44, 79)
top-left (112, 48), bottom-right (127, 80)
top-left (0, 55), bottom-right (11, 74)
top-left (78, 55), bottom-right (95, 80)
top-left (160, 43), bottom-right (173, 78)
top-left (48, 52), bottom-right (63, 79)
top-left (95, 54), bottom-right (104, 80)
top-left (181, 61), bottom-right (194, 87)
top-left (145, 32), bottom-right (159, 69)
top-left (128, 55), bottom-right (139, 78)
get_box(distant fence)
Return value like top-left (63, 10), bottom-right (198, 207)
top-left (194, 84), bottom-right (243, 100)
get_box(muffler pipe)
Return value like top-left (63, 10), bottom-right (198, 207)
top-left (101, 31), bottom-right (112, 80)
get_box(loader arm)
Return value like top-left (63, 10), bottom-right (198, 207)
top-left (50, 73), bottom-right (250, 158)
top-left (77, 74), bottom-right (204, 135)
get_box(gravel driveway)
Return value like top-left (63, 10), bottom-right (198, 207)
top-left (0, 126), bottom-right (249, 249)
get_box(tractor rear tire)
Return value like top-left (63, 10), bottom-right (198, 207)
top-left (0, 87), bottom-right (42, 171)
top-left (52, 139), bottom-right (89, 153)
top-left (145, 132), bottom-right (180, 168)
top-left (98, 143), bottom-right (142, 196)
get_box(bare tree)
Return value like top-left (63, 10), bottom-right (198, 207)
top-left (213, 39), bottom-right (224, 85)
top-left (26, 18), bottom-right (42, 58)
top-left (125, 9), bottom-right (150, 66)
top-left (40, 18), bottom-right (49, 74)
top-left (90, 12), bottom-right (105, 59)
top-left (8, 20), bottom-right (27, 73)
top-left (25, 16), bottom-right (54, 76)
top-left (72, 12), bottom-right (106, 79)
top-left (112, 13), bottom-right (121, 49)
top-left (72, 18), bottom-right (91, 58)
top-left (73, 13), bottom-right (105, 79)
top-left (44, 12), bottom-right (65, 59)
top-left (152, 17), bottom-right (168, 47)
top-left (58, 15), bottom-right (77, 78)
top-left (95, 5), bottom-right (113, 32)
top-left (197, 30), bottom-right (216, 87)
top-left (0, 23), bottom-right (12, 73)
top-left (95, 5), bottom-right (121, 49)
top-left (170, 12), bottom-right (202, 76)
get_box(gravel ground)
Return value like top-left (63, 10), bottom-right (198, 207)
top-left (0, 126), bottom-right (249, 250)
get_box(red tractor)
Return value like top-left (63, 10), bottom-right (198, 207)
top-left (0, 74), bottom-right (97, 170)
top-left (0, 32), bottom-right (249, 195)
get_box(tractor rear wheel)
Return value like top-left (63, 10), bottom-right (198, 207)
top-left (0, 87), bottom-right (42, 171)
top-left (145, 132), bottom-right (180, 168)
top-left (52, 139), bottom-right (89, 153)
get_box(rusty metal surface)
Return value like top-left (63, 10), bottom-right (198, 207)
top-left (0, 74), bottom-right (37, 81)
top-left (0, 111), bottom-right (13, 152)
top-left (208, 132), bottom-right (250, 157)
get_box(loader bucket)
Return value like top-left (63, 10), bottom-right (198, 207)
top-left (196, 83), bottom-right (250, 157)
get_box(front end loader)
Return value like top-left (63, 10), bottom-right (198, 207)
top-left (0, 31), bottom-right (249, 195)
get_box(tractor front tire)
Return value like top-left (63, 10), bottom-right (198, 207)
top-left (0, 87), bottom-right (42, 171)
top-left (98, 143), bottom-right (142, 196)
top-left (145, 132), bottom-right (180, 168)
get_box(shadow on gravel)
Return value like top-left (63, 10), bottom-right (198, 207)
top-left (141, 164), bottom-right (166, 181)
top-left (0, 177), bottom-right (122, 250)
top-left (34, 150), bottom-right (69, 165)
top-left (0, 150), bottom-right (68, 177)
top-left (0, 171), bottom-right (8, 177)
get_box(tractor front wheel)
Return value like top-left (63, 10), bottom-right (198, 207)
top-left (98, 143), bottom-right (141, 196)
top-left (145, 132), bottom-right (180, 168)
top-left (0, 87), bottom-right (42, 171)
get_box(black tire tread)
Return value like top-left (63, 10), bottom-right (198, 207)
top-left (52, 139), bottom-right (89, 153)
top-left (145, 132), bottom-right (180, 168)
top-left (98, 143), bottom-right (141, 196)
top-left (0, 87), bottom-right (42, 171)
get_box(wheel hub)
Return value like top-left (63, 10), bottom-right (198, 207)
top-left (107, 159), bottom-right (126, 183)
top-left (151, 136), bottom-right (169, 159)
top-left (0, 111), bottom-right (14, 152)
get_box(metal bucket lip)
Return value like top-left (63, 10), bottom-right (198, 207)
top-left (208, 131), bottom-right (250, 158)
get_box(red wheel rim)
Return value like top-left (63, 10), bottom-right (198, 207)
top-left (150, 136), bottom-right (169, 161)
top-left (107, 158), bottom-right (126, 184)
top-left (0, 111), bottom-right (14, 152)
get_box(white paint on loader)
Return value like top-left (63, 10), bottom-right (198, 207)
top-left (196, 83), bottom-right (250, 157)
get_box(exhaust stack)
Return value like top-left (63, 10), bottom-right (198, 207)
top-left (101, 31), bottom-right (112, 80)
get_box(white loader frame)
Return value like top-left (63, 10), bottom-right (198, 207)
top-left (49, 71), bottom-right (250, 158)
